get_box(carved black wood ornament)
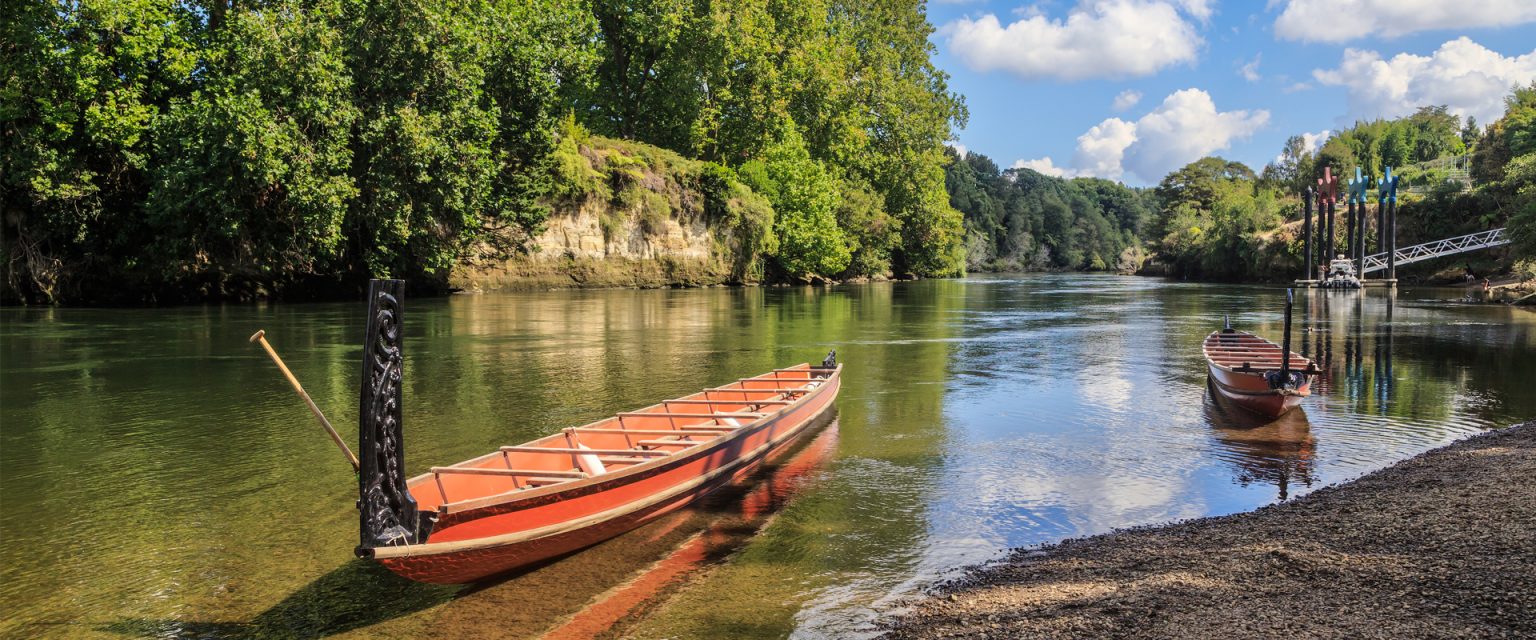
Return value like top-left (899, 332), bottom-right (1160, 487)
top-left (356, 279), bottom-right (429, 555)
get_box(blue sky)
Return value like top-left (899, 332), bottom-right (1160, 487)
top-left (926, 0), bottom-right (1536, 187)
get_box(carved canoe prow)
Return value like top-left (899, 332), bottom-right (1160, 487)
top-left (356, 279), bottom-right (432, 555)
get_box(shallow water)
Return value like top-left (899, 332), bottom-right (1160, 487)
top-left (2, 275), bottom-right (1531, 638)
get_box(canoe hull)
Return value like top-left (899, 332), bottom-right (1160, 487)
top-left (371, 373), bottom-right (839, 584)
top-left (1207, 362), bottom-right (1310, 418)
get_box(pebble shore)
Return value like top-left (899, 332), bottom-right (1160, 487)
top-left (883, 422), bottom-right (1536, 639)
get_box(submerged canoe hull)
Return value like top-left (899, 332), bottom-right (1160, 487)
top-left (370, 371), bottom-right (840, 584)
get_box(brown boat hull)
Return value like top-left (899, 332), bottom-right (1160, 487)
top-left (1203, 330), bottom-right (1314, 419)
top-left (371, 373), bottom-right (840, 583)
top-left (1207, 362), bottom-right (1310, 418)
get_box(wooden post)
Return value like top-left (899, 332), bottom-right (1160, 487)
top-left (1280, 289), bottom-right (1294, 380)
top-left (1380, 167), bottom-right (1399, 282)
top-left (1348, 167), bottom-right (1369, 276)
top-left (1318, 168), bottom-right (1339, 276)
top-left (1345, 199), bottom-right (1356, 272)
top-left (1302, 186), bottom-right (1313, 281)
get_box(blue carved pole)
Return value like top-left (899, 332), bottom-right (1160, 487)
top-left (1357, 176), bottom-right (1368, 268)
top-left (1347, 168), bottom-right (1369, 278)
top-left (1302, 186), bottom-right (1313, 280)
top-left (1379, 167), bottom-right (1400, 282)
top-left (1345, 176), bottom-right (1357, 273)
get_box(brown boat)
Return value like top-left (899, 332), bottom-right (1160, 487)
top-left (336, 281), bottom-right (840, 584)
top-left (1203, 290), bottom-right (1318, 418)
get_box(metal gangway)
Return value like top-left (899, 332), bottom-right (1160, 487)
top-left (1360, 228), bottom-right (1508, 274)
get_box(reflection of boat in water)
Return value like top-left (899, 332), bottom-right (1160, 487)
top-left (1203, 291), bottom-right (1317, 418)
top-left (295, 280), bottom-right (843, 585)
top-left (1203, 383), bottom-right (1317, 500)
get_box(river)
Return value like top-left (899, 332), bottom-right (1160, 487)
top-left (2, 274), bottom-right (1532, 639)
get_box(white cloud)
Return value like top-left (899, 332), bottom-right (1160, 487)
top-left (1013, 89), bottom-right (1267, 184)
top-left (1122, 89), bottom-right (1269, 182)
top-left (1013, 157), bottom-right (1069, 177)
top-left (1282, 81), bottom-right (1313, 93)
top-left (1275, 0), bottom-right (1536, 42)
top-left (1112, 89), bottom-right (1143, 111)
top-left (1240, 54), bottom-right (1261, 82)
top-left (1072, 117), bottom-right (1139, 180)
top-left (940, 1), bottom-right (1202, 81)
top-left (1176, 0), bottom-right (1213, 22)
top-left (1274, 130), bottom-right (1331, 164)
top-left (1302, 130), bottom-right (1331, 154)
top-left (949, 142), bottom-right (969, 157)
top-left (1313, 37), bottom-right (1536, 125)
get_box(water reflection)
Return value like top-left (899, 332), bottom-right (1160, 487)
top-left (2, 277), bottom-right (1531, 639)
top-left (1203, 385), bottom-right (1317, 501)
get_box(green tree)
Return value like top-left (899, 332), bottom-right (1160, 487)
top-left (2, 0), bottom-right (199, 302)
top-left (739, 124), bottom-right (850, 278)
top-left (147, 0), bottom-right (358, 294)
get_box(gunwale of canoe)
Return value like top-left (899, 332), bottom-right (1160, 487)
top-left (1203, 331), bottom-right (1312, 371)
top-left (367, 363), bottom-right (841, 582)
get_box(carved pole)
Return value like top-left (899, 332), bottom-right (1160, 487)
top-left (1302, 186), bottom-right (1313, 281)
top-left (356, 279), bottom-right (428, 554)
top-left (1347, 168), bottom-right (1368, 278)
top-left (1345, 200), bottom-right (1356, 275)
top-left (1318, 168), bottom-right (1339, 278)
top-left (1382, 187), bottom-right (1394, 254)
top-left (1379, 167), bottom-right (1400, 283)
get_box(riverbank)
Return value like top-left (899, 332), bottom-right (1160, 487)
top-left (884, 421), bottom-right (1536, 639)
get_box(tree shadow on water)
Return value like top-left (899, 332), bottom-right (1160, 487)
top-left (98, 559), bottom-right (461, 639)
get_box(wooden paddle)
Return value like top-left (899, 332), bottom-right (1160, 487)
top-left (249, 329), bottom-right (361, 473)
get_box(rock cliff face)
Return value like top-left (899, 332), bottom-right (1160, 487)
top-left (452, 133), bottom-right (749, 291)
top-left (453, 196), bottom-right (733, 291)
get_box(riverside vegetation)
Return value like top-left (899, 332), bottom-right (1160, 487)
top-left (5, 0), bottom-right (1536, 305)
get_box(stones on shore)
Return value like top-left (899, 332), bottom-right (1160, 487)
top-left (882, 423), bottom-right (1536, 639)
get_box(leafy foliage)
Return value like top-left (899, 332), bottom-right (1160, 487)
top-left (4, 0), bottom-right (970, 303)
top-left (944, 148), bottom-right (1151, 272)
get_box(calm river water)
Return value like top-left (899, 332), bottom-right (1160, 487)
top-left (2, 275), bottom-right (1532, 639)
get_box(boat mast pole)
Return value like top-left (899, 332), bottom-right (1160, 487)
top-left (1280, 289), bottom-right (1294, 381)
top-left (249, 330), bottom-right (361, 472)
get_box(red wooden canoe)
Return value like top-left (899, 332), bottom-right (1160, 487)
top-left (366, 363), bottom-right (841, 584)
top-left (1203, 329), bottom-right (1315, 418)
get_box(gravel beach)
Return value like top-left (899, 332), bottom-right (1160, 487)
top-left (883, 422), bottom-right (1536, 639)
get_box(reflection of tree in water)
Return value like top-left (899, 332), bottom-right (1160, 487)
top-left (1204, 384), bottom-right (1317, 501)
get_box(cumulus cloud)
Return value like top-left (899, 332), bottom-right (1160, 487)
top-left (1015, 89), bottom-right (1267, 184)
top-left (949, 142), bottom-right (969, 157)
top-left (1112, 89), bottom-right (1143, 111)
top-left (1123, 89), bottom-right (1269, 181)
top-left (1275, 0), bottom-right (1536, 42)
top-left (1313, 37), bottom-right (1536, 125)
top-left (941, 1), bottom-right (1202, 81)
top-left (1072, 118), bottom-right (1139, 180)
